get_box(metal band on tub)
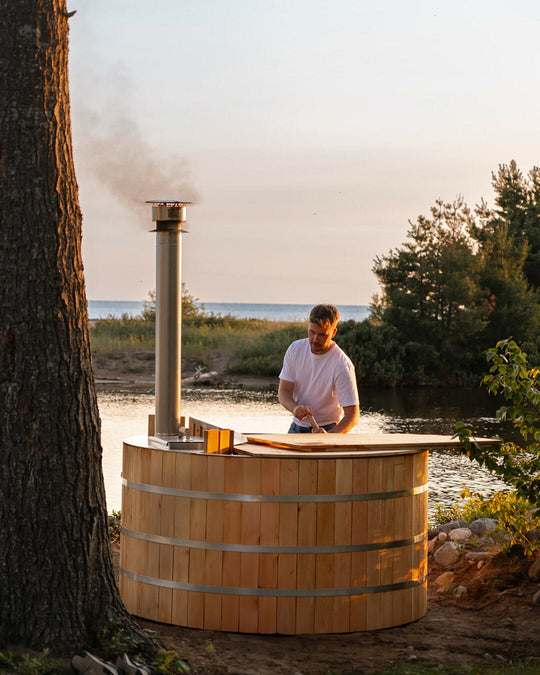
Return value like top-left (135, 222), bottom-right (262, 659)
top-left (119, 567), bottom-right (427, 597)
top-left (121, 477), bottom-right (428, 502)
top-left (121, 525), bottom-right (426, 554)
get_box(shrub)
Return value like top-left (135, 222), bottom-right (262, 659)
top-left (455, 338), bottom-right (540, 504)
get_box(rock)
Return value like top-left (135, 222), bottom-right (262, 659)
top-left (526, 527), bottom-right (540, 542)
top-left (532, 588), bottom-right (540, 605)
top-left (438, 532), bottom-right (448, 542)
top-left (433, 541), bottom-right (460, 567)
top-left (465, 551), bottom-right (494, 561)
top-left (527, 558), bottom-right (540, 581)
top-left (434, 571), bottom-right (455, 589)
top-left (428, 537), bottom-right (438, 553)
top-left (449, 527), bottom-right (472, 542)
top-left (454, 585), bottom-right (468, 597)
top-left (469, 518), bottom-right (498, 536)
top-left (434, 519), bottom-right (468, 535)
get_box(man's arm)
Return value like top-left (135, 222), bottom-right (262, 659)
top-left (278, 379), bottom-right (312, 421)
top-left (327, 404), bottom-right (360, 434)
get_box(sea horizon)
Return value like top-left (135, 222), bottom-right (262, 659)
top-left (88, 300), bottom-right (370, 323)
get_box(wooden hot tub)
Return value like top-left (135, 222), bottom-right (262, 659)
top-left (119, 430), bottom-right (493, 634)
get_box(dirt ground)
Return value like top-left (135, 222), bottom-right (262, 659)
top-left (100, 356), bottom-right (539, 673)
top-left (110, 542), bottom-right (539, 674)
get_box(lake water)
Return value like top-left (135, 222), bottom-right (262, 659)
top-left (99, 385), bottom-right (510, 522)
top-left (88, 300), bottom-right (370, 323)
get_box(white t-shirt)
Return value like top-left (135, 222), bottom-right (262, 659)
top-left (279, 338), bottom-right (359, 427)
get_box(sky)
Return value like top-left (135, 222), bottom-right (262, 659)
top-left (67, 0), bottom-right (540, 305)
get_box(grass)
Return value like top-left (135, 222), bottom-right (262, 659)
top-left (90, 313), bottom-right (306, 377)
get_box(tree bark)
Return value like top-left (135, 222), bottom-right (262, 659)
top-left (0, 0), bottom-right (135, 650)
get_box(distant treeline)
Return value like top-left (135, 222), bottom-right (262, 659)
top-left (91, 161), bottom-right (540, 387)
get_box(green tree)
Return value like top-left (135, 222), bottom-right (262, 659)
top-left (142, 284), bottom-right (204, 322)
top-left (490, 161), bottom-right (540, 289)
top-left (472, 201), bottom-right (539, 349)
top-left (372, 198), bottom-right (486, 382)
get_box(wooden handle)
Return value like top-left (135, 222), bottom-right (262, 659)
top-left (305, 413), bottom-right (320, 431)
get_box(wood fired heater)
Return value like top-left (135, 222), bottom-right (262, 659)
top-left (146, 200), bottom-right (203, 450)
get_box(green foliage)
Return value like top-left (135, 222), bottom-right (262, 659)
top-left (108, 510), bottom-right (121, 542)
top-left (0, 649), bottom-right (63, 674)
top-left (455, 338), bottom-right (540, 505)
top-left (369, 164), bottom-right (540, 385)
top-left (98, 622), bottom-right (191, 675)
top-left (141, 285), bottom-right (205, 323)
top-left (152, 649), bottom-right (191, 674)
top-left (432, 487), bottom-right (494, 526)
top-left (336, 320), bottom-right (406, 386)
top-left (491, 161), bottom-right (540, 290)
top-left (372, 197), bottom-right (487, 380)
top-left (90, 315), bottom-right (155, 353)
top-left (225, 323), bottom-right (306, 377)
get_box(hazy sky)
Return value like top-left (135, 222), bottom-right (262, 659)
top-left (68, 0), bottom-right (540, 305)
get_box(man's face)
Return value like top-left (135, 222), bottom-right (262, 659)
top-left (308, 322), bottom-right (337, 354)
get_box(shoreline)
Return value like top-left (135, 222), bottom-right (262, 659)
top-left (92, 351), bottom-right (278, 392)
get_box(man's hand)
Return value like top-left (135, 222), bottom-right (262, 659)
top-left (292, 404), bottom-right (312, 420)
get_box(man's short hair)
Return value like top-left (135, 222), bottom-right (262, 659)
top-left (309, 304), bottom-right (340, 329)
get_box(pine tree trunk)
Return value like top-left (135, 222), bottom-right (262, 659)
top-left (0, 0), bottom-right (135, 650)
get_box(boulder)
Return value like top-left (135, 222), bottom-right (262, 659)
top-left (465, 551), bottom-right (494, 561)
top-left (526, 527), bottom-right (540, 543)
top-left (469, 518), bottom-right (499, 536)
top-left (433, 541), bottom-right (460, 567)
top-left (527, 558), bottom-right (540, 582)
top-left (434, 519), bottom-right (468, 535)
top-left (449, 527), bottom-right (472, 542)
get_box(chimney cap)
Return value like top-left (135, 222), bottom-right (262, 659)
top-left (145, 200), bottom-right (193, 206)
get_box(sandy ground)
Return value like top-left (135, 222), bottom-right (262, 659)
top-left (93, 351), bottom-right (277, 391)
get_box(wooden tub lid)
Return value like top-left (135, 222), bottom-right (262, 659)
top-left (236, 432), bottom-right (498, 457)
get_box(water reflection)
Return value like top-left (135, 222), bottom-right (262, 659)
top-left (99, 386), bottom-right (511, 521)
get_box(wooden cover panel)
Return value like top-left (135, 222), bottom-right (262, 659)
top-left (244, 432), bottom-right (496, 452)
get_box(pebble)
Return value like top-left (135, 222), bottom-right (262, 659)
top-left (438, 532), bottom-right (448, 542)
top-left (454, 585), bottom-right (468, 597)
top-left (434, 571), bottom-right (455, 589)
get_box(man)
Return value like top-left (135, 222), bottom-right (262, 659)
top-left (278, 304), bottom-right (360, 433)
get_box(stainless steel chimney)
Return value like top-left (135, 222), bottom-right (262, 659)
top-left (147, 200), bottom-right (191, 440)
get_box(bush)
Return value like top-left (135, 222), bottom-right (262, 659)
top-left (455, 338), bottom-right (540, 504)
